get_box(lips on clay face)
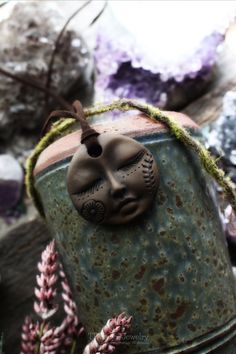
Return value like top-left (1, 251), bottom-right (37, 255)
top-left (119, 199), bottom-right (139, 219)
top-left (67, 133), bottom-right (159, 225)
top-left (118, 198), bottom-right (137, 213)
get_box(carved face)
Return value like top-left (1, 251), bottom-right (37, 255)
top-left (67, 133), bottom-right (159, 225)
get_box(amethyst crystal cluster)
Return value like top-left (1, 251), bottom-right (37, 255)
top-left (94, 3), bottom-right (235, 109)
top-left (95, 32), bottom-right (223, 108)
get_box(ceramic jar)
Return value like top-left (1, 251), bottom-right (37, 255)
top-left (34, 112), bottom-right (236, 353)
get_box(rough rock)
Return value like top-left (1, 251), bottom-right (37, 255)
top-left (0, 2), bottom-right (94, 141)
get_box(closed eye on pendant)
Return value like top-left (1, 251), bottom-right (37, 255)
top-left (74, 178), bottom-right (103, 197)
top-left (117, 150), bottom-right (145, 171)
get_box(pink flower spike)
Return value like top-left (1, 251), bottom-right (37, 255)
top-left (83, 313), bottom-right (132, 354)
top-left (59, 263), bottom-right (85, 349)
top-left (34, 240), bottom-right (59, 321)
top-left (21, 240), bottom-right (86, 354)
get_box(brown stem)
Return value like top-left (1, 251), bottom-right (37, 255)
top-left (34, 321), bottom-right (45, 354)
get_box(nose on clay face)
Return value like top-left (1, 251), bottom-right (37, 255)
top-left (107, 171), bottom-right (127, 198)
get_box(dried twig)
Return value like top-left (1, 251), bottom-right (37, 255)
top-left (88, 1), bottom-right (107, 27)
top-left (0, 2), bottom-right (7, 9)
top-left (44, 0), bottom-right (92, 112)
top-left (0, 66), bottom-right (71, 110)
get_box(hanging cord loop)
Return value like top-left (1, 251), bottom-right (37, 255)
top-left (41, 100), bottom-right (101, 156)
top-left (25, 98), bottom-right (236, 217)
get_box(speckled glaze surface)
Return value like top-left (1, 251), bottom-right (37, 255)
top-left (34, 116), bottom-right (236, 353)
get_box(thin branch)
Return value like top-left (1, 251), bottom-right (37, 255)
top-left (0, 66), bottom-right (71, 110)
top-left (88, 0), bottom-right (107, 27)
top-left (44, 0), bottom-right (107, 115)
top-left (44, 0), bottom-right (92, 111)
top-left (0, 2), bottom-right (7, 9)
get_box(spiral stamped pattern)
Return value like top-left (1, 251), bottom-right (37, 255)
top-left (81, 199), bottom-right (105, 223)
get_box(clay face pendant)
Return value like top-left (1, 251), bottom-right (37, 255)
top-left (67, 133), bottom-right (159, 225)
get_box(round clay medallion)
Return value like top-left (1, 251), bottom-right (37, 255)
top-left (67, 133), bottom-right (159, 225)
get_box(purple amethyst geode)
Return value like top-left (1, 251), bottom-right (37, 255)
top-left (95, 32), bottom-right (223, 109)
top-left (94, 4), bottom-right (235, 109)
